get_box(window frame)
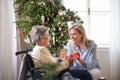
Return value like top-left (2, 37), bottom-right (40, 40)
top-left (63, 0), bottom-right (111, 48)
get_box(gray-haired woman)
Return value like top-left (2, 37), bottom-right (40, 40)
top-left (29, 25), bottom-right (73, 79)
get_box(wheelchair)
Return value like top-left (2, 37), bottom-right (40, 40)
top-left (16, 48), bottom-right (60, 80)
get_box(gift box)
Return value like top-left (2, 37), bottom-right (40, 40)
top-left (65, 52), bottom-right (80, 59)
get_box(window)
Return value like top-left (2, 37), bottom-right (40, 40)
top-left (63, 0), bottom-right (110, 47)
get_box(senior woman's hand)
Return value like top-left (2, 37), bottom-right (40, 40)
top-left (67, 56), bottom-right (74, 66)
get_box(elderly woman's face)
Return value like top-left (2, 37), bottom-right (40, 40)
top-left (41, 31), bottom-right (50, 46)
top-left (69, 29), bottom-right (83, 44)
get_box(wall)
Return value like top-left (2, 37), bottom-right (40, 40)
top-left (110, 0), bottom-right (120, 79)
top-left (0, 0), bottom-right (17, 80)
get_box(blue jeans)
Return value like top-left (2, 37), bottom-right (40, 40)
top-left (57, 69), bottom-right (93, 80)
top-left (70, 70), bottom-right (93, 80)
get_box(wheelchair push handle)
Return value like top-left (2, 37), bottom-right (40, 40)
top-left (16, 48), bottom-right (33, 55)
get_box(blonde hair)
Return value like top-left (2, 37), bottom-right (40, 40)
top-left (69, 23), bottom-right (91, 49)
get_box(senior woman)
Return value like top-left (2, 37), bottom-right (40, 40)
top-left (29, 25), bottom-right (73, 79)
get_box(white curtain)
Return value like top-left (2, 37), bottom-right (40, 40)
top-left (0, 0), bottom-right (17, 80)
top-left (110, 0), bottom-right (120, 79)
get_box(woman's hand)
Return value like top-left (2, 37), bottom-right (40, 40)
top-left (77, 58), bottom-right (86, 67)
top-left (67, 56), bottom-right (74, 66)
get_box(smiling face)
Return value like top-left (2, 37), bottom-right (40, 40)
top-left (68, 23), bottom-right (90, 49)
top-left (40, 31), bottom-right (50, 47)
top-left (69, 28), bottom-right (83, 44)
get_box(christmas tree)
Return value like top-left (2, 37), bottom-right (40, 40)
top-left (14, 0), bottom-right (83, 53)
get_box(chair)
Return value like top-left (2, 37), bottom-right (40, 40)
top-left (16, 48), bottom-right (71, 80)
top-left (16, 48), bottom-right (45, 80)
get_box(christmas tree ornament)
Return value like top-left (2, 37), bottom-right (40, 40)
top-left (38, 2), bottom-right (45, 5)
top-left (52, 32), bottom-right (55, 45)
top-left (41, 15), bottom-right (45, 23)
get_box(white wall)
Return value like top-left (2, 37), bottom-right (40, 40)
top-left (0, 0), bottom-right (17, 80)
top-left (110, 0), bottom-right (120, 79)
